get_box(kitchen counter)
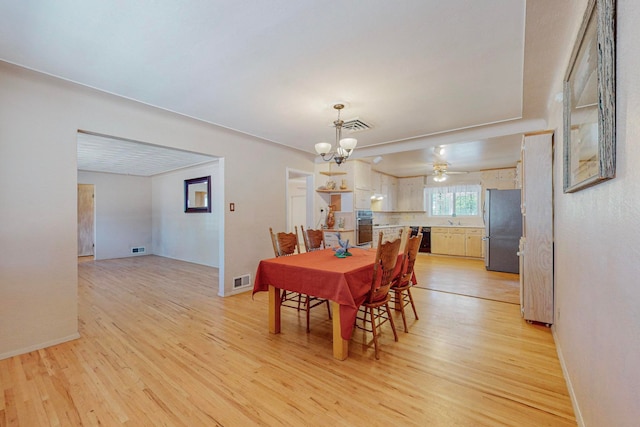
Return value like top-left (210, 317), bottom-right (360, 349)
top-left (374, 224), bottom-right (483, 229)
top-left (430, 225), bottom-right (484, 228)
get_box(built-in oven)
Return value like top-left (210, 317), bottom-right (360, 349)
top-left (355, 210), bottom-right (373, 245)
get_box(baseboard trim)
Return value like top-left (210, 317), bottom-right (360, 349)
top-left (552, 326), bottom-right (585, 427)
top-left (0, 332), bottom-right (81, 361)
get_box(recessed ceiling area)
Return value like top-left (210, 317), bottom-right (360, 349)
top-left (77, 133), bottom-right (218, 177)
top-left (363, 134), bottom-right (523, 177)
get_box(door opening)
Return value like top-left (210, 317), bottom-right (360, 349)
top-left (77, 184), bottom-right (95, 258)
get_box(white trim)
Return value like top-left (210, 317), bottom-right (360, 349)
top-left (0, 333), bottom-right (81, 361)
top-left (552, 327), bottom-right (585, 427)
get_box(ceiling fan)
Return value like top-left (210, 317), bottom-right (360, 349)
top-left (426, 146), bottom-right (469, 182)
top-left (430, 162), bottom-right (468, 182)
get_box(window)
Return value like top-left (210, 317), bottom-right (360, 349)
top-left (426, 184), bottom-right (481, 217)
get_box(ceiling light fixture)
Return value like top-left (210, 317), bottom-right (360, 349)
top-left (432, 163), bottom-right (449, 182)
top-left (433, 170), bottom-right (448, 182)
top-left (314, 104), bottom-right (357, 166)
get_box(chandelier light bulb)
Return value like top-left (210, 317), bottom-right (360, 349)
top-left (339, 137), bottom-right (357, 151)
top-left (315, 142), bottom-right (332, 155)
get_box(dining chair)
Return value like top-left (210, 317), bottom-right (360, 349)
top-left (392, 227), bottom-right (422, 332)
top-left (300, 225), bottom-right (325, 252)
top-left (355, 232), bottom-right (402, 359)
top-left (269, 227), bottom-right (329, 332)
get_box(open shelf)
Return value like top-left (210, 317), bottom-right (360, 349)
top-left (319, 171), bottom-right (347, 176)
top-left (316, 189), bottom-right (352, 193)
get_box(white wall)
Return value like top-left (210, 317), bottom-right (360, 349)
top-left (551, 1), bottom-right (640, 426)
top-left (0, 61), bottom-right (313, 359)
top-left (152, 162), bottom-right (220, 267)
top-left (78, 171), bottom-right (152, 260)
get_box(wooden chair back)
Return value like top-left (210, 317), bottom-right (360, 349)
top-left (300, 226), bottom-right (325, 252)
top-left (368, 232), bottom-right (402, 304)
top-left (397, 228), bottom-right (423, 286)
top-left (269, 226), bottom-right (300, 257)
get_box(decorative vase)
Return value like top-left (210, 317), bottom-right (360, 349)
top-left (340, 179), bottom-right (347, 190)
top-left (326, 205), bottom-right (335, 229)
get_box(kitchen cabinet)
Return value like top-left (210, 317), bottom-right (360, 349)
top-left (431, 227), bottom-right (484, 258)
top-left (372, 226), bottom-right (406, 248)
top-left (397, 176), bottom-right (426, 211)
top-left (353, 160), bottom-right (371, 190)
top-left (481, 168), bottom-right (516, 190)
top-left (465, 228), bottom-right (484, 258)
top-left (324, 230), bottom-right (355, 248)
top-left (520, 131), bottom-right (553, 325)
top-left (374, 173), bottom-right (397, 211)
top-left (370, 170), bottom-right (381, 194)
top-left (354, 189), bottom-right (371, 210)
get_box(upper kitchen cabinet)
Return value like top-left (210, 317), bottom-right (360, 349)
top-left (353, 161), bottom-right (371, 190)
top-left (352, 160), bottom-right (371, 209)
top-left (371, 171), bottom-right (397, 212)
top-left (397, 176), bottom-right (426, 212)
top-left (481, 168), bottom-right (517, 190)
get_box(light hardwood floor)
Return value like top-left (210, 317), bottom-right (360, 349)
top-left (414, 254), bottom-right (521, 304)
top-left (0, 255), bottom-right (575, 426)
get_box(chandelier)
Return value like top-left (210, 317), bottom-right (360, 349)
top-left (314, 104), bottom-right (357, 166)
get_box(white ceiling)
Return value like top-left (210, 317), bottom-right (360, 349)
top-left (0, 0), bottom-right (573, 177)
top-left (77, 132), bottom-right (218, 177)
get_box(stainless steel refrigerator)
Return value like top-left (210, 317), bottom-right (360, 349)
top-left (484, 189), bottom-right (522, 273)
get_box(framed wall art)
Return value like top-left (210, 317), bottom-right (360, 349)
top-left (563, 0), bottom-right (616, 193)
top-left (184, 176), bottom-right (211, 213)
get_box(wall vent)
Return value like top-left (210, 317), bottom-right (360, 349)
top-left (131, 246), bottom-right (146, 254)
top-left (233, 274), bottom-right (251, 289)
top-left (342, 117), bottom-right (372, 132)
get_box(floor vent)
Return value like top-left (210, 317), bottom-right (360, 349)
top-left (342, 117), bottom-right (372, 132)
top-left (131, 246), bottom-right (146, 254)
top-left (233, 274), bottom-right (251, 289)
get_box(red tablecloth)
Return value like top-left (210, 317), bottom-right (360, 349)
top-left (254, 248), bottom-right (414, 341)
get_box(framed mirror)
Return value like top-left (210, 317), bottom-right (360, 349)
top-left (184, 176), bottom-right (211, 213)
top-left (563, 0), bottom-right (616, 193)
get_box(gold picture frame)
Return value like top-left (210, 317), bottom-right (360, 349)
top-left (563, 0), bottom-right (616, 193)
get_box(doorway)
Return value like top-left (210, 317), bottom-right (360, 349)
top-left (286, 168), bottom-right (314, 247)
top-left (77, 184), bottom-right (95, 258)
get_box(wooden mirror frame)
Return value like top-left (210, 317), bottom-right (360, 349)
top-left (563, 0), bottom-right (616, 193)
top-left (184, 176), bottom-right (211, 213)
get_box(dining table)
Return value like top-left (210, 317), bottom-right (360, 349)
top-left (253, 247), bottom-right (413, 360)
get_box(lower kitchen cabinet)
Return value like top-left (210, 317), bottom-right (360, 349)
top-left (465, 228), bottom-right (484, 258)
top-left (372, 226), bottom-right (406, 248)
top-left (323, 230), bottom-right (355, 249)
top-left (431, 227), bottom-right (484, 258)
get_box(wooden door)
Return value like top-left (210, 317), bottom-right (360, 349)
top-left (78, 184), bottom-right (95, 256)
